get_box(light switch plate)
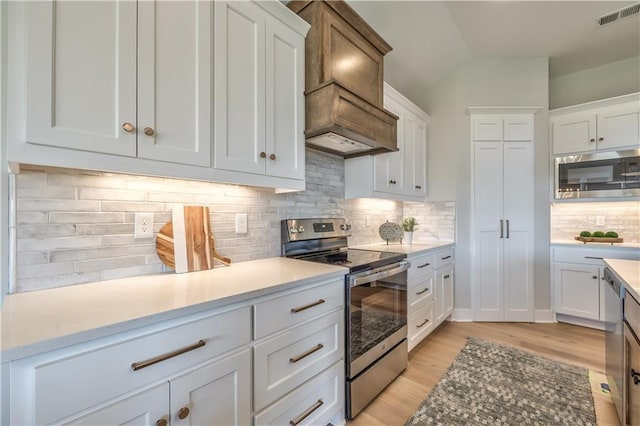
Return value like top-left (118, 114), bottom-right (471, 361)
top-left (134, 213), bottom-right (154, 239)
top-left (596, 216), bottom-right (605, 226)
top-left (236, 213), bottom-right (248, 234)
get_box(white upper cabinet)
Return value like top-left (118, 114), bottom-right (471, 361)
top-left (345, 82), bottom-right (428, 201)
top-left (24, 1), bottom-right (211, 166)
top-left (551, 94), bottom-right (640, 155)
top-left (8, 1), bottom-right (309, 190)
top-left (214, 1), bottom-right (305, 181)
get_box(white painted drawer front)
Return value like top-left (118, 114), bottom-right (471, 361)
top-left (253, 279), bottom-right (344, 339)
top-left (408, 301), bottom-right (434, 351)
top-left (435, 248), bottom-right (454, 269)
top-left (253, 310), bottom-right (343, 411)
top-left (408, 276), bottom-right (433, 308)
top-left (553, 246), bottom-right (640, 265)
top-left (34, 306), bottom-right (251, 424)
top-left (254, 361), bottom-right (344, 426)
top-left (409, 254), bottom-right (434, 278)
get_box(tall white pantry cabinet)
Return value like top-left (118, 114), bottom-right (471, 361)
top-left (469, 108), bottom-right (540, 322)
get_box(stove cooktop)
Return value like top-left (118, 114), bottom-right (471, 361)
top-left (303, 249), bottom-right (406, 274)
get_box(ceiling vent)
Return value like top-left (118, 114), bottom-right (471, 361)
top-left (598, 2), bottom-right (640, 26)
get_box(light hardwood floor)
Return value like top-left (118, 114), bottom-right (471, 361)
top-left (349, 321), bottom-right (620, 426)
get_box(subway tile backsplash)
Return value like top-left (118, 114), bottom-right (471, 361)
top-left (550, 201), bottom-right (640, 243)
top-left (14, 149), bottom-right (455, 292)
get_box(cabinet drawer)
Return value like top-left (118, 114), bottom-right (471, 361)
top-left (253, 310), bottom-right (344, 411)
top-left (408, 277), bottom-right (433, 308)
top-left (408, 301), bottom-right (434, 351)
top-left (34, 306), bottom-right (251, 424)
top-left (254, 279), bottom-right (344, 340)
top-left (254, 361), bottom-right (344, 426)
top-left (435, 248), bottom-right (454, 269)
top-left (408, 253), bottom-right (434, 278)
top-left (553, 247), bottom-right (640, 265)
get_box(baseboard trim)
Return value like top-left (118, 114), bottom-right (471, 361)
top-left (556, 313), bottom-right (606, 331)
top-left (452, 308), bottom-right (473, 322)
top-left (534, 309), bottom-right (554, 323)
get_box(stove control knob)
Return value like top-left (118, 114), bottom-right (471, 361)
top-left (340, 224), bottom-right (351, 231)
top-left (296, 225), bottom-right (305, 233)
top-left (289, 226), bottom-right (298, 234)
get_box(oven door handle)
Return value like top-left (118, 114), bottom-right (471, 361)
top-left (349, 261), bottom-right (410, 288)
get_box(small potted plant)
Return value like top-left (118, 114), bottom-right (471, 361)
top-left (401, 217), bottom-right (418, 245)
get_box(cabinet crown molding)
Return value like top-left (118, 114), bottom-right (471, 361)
top-left (466, 106), bottom-right (543, 115)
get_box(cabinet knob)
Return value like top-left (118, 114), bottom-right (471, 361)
top-left (122, 122), bottom-right (135, 133)
top-left (260, 151), bottom-right (267, 158)
top-left (270, 153), bottom-right (276, 160)
top-left (389, 180), bottom-right (397, 185)
top-left (599, 137), bottom-right (604, 142)
top-left (415, 185), bottom-right (422, 189)
top-left (155, 419), bottom-right (168, 426)
top-left (589, 138), bottom-right (595, 143)
top-left (592, 275), bottom-right (598, 279)
top-left (177, 407), bottom-right (190, 420)
top-left (144, 127), bottom-right (155, 136)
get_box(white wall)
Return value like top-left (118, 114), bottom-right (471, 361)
top-left (420, 57), bottom-right (550, 315)
top-left (0, 0), bottom-right (7, 304)
top-left (550, 55), bottom-right (640, 110)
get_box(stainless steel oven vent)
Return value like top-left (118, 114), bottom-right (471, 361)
top-left (598, 3), bottom-right (640, 26)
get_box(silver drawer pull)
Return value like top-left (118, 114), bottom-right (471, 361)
top-left (290, 399), bottom-right (324, 426)
top-left (441, 255), bottom-right (452, 260)
top-left (291, 299), bottom-right (325, 313)
top-left (417, 319), bottom-right (429, 328)
top-left (289, 343), bottom-right (324, 363)
top-left (444, 274), bottom-right (450, 279)
top-left (585, 256), bottom-right (603, 260)
top-left (416, 288), bottom-right (429, 295)
top-left (417, 262), bottom-right (431, 268)
top-left (131, 340), bottom-right (206, 371)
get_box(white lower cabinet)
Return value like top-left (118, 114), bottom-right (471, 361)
top-left (406, 247), bottom-right (454, 352)
top-left (553, 246), bottom-right (640, 328)
top-left (9, 278), bottom-right (345, 426)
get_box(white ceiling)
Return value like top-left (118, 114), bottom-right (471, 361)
top-left (348, 1), bottom-right (640, 96)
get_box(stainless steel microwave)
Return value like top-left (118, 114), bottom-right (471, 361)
top-left (554, 149), bottom-right (640, 199)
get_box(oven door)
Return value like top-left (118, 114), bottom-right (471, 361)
top-left (346, 261), bottom-right (409, 378)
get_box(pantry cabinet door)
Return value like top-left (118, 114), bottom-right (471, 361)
top-left (25, 1), bottom-right (137, 156)
top-left (137, 1), bottom-right (212, 166)
top-left (264, 16), bottom-right (305, 180)
top-left (214, 1), bottom-right (267, 175)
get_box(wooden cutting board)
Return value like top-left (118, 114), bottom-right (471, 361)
top-left (156, 205), bottom-right (230, 273)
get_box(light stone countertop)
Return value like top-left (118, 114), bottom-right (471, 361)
top-left (0, 257), bottom-right (348, 362)
top-left (352, 241), bottom-right (455, 256)
top-left (604, 259), bottom-right (640, 302)
top-left (552, 240), bottom-right (640, 249)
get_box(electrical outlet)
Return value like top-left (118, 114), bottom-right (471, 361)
top-left (235, 213), bottom-right (248, 234)
top-left (134, 213), bottom-right (154, 239)
top-left (596, 216), bottom-right (605, 226)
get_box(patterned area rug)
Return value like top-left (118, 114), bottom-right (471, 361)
top-left (406, 337), bottom-right (597, 425)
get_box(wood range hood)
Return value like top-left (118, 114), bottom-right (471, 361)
top-left (287, 0), bottom-right (398, 158)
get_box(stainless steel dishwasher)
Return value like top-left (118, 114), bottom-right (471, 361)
top-left (604, 266), bottom-right (624, 425)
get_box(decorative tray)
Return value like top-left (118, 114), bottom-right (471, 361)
top-left (379, 222), bottom-right (403, 244)
top-left (574, 236), bottom-right (624, 245)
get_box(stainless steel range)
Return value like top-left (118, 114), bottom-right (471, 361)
top-left (281, 218), bottom-right (409, 419)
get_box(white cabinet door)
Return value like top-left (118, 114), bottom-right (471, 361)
top-left (265, 17), bottom-right (305, 180)
top-left (214, 1), bottom-right (266, 175)
top-left (554, 264), bottom-right (600, 320)
top-left (374, 95), bottom-right (404, 194)
top-left (404, 110), bottom-right (427, 198)
top-left (552, 114), bottom-right (596, 154)
top-left (474, 142), bottom-right (504, 321)
top-left (25, 1), bottom-right (137, 156)
top-left (472, 116), bottom-right (503, 141)
top-left (170, 349), bottom-right (251, 426)
top-left (137, 1), bottom-right (212, 166)
top-left (597, 104), bottom-right (640, 151)
top-left (61, 383), bottom-right (169, 426)
top-left (503, 116), bottom-right (534, 141)
top-left (435, 266), bottom-right (454, 325)
top-left (502, 143), bottom-right (534, 322)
